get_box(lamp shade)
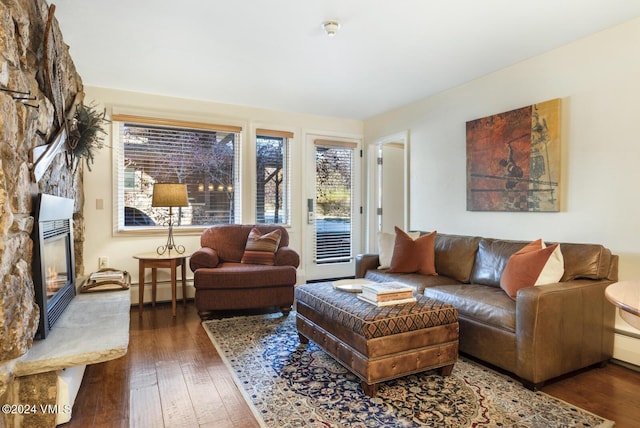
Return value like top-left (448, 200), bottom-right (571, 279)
top-left (151, 183), bottom-right (188, 207)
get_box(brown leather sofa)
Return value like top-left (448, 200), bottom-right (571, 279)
top-left (356, 233), bottom-right (618, 389)
top-left (190, 224), bottom-right (299, 319)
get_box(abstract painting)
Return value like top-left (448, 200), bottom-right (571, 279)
top-left (466, 99), bottom-right (561, 212)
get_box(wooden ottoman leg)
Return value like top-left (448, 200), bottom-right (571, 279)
top-left (298, 333), bottom-right (309, 344)
top-left (361, 382), bottom-right (378, 397)
top-left (440, 363), bottom-right (455, 376)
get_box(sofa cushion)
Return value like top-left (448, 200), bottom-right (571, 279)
top-left (469, 238), bottom-right (526, 288)
top-left (559, 243), bottom-right (612, 281)
top-left (422, 284), bottom-right (516, 333)
top-left (378, 230), bottom-right (420, 269)
top-left (434, 234), bottom-right (481, 283)
top-left (500, 240), bottom-right (564, 298)
top-left (388, 228), bottom-right (437, 275)
top-left (241, 227), bottom-right (282, 265)
top-left (194, 262), bottom-right (297, 289)
top-left (364, 269), bottom-right (463, 294)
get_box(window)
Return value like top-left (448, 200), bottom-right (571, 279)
top-left (114, 115), bottom-right (242, 230)
top-left (255, 129), bottom-right (292, 225)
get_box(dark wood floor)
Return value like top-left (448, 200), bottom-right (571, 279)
top-left (64, 302), bottom-right (640, 428)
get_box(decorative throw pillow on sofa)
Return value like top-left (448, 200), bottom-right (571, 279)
top-left (387, 227), bottom-right (437, 275)
top-left (377, 229), bottom-right (420, 269)
top-left (500, 239), bottom-right (564, 299)
top-left (241, 228), bottom-right (282, 266)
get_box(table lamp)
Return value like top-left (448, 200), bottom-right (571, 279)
top-left (152, 183), bottom-right (188, 255)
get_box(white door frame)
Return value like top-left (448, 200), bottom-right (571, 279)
top-left (366, 130), bottom-right (410, 253)
top-left (303, 131), bottom-right (363, 281)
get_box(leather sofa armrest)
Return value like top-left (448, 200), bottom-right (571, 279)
top-left (275, 247), bottom-right (300, 268)
top-left (515, 278), bottom-right (615, 386)
top-left (355, 254), bottom-right (380, 278)
top-left (189, 247), bottom-right (220, 272)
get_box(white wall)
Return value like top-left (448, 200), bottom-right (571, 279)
top-left (363, 17), bottom-right (640, 363)
top-left (82, 87), bottom-right (362, 302)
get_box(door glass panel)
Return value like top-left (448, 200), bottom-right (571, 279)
top-left (315, 146), bottom-right (353, 264)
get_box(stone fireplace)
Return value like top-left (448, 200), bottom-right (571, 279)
top-left (0, 0), bottom-right (85, 410)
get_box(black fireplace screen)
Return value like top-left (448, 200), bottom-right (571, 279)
top-left (32, 194), bottom-right (76, 339)
top-left (43, 225), bottom-right (70, 300)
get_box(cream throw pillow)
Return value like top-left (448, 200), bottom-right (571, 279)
top-left (377, 229), bottom-right (420, 269)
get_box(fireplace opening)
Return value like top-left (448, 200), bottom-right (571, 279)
top-left (32, 194), bottom-right (76, 339)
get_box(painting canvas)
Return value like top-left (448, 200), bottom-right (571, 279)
top-left (466, 99), bottom-right (561, 212)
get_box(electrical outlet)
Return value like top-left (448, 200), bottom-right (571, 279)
top-left (98, 257), bottom-right (109, 269)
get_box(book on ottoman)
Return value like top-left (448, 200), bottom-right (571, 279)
top-left (357, 294), bottom-right (417, 306)
top-left (359, 282), bottom-right (416, 306)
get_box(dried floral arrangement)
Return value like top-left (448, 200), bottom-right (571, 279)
top-left (67, 102), bottom-right (109, 171)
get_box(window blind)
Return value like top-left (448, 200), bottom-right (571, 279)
top-left (117, 120), bottom-right (242, 229)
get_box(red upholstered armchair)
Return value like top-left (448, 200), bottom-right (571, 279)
top-left (189, 224), bottom-right (299, 319)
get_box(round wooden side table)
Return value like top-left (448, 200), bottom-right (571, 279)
top-left (133, 251), bottom-right (191, 317)
top-left (605, 280), bottom-right (640, 330)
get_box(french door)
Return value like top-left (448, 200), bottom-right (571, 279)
top-left (304, 135), bottom-right (361, 281)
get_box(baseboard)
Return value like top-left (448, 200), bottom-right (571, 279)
top-left (130, 281), bottom-right (196, 305)
top-left (610, 357), bottom-right (640, 372)
top-left (612, 332), bottom-right (640, 367)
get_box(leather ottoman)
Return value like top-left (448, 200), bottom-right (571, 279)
top-left (295, 282), bottom-right (459, 396)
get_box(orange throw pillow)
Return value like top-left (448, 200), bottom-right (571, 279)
top-left (387, 227), bottom-right (437, 275)
top-left (500, 239), bottom-right (564, 299)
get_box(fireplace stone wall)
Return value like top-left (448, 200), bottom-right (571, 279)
top-left (0, 0), bottom-right (84, 407)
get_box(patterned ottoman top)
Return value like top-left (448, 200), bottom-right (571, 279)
top-left (295, 282), bottom-right (458, 339)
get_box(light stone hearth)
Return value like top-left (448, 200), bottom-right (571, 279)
top-left (3, 288), bottom-right (130, 427)
top-left (14, 290), bottom-right (130, 377)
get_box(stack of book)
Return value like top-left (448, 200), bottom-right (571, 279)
top-left (357, 282), bottom-right (416, 306)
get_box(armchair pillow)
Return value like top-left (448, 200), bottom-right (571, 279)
top-left (241, 227), bottom-right (282, 265)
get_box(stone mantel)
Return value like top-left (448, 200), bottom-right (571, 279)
top-left (14, 289), bottom-right (130, 377)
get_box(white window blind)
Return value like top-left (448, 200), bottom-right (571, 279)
top-left (256, 129), bottom-right (292, 225)
top-left (115, 115), bottom-right (242, 229)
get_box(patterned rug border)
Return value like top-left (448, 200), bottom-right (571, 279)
top-left (203, 312), bottom-right (615, 428)
top-left (203, 317), bottom-right (269, 428)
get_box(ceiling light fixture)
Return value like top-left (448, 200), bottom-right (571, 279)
top-left (322, 20), bottom-right (340, 37)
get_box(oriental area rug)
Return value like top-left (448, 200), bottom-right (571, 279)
top-left (203, 313), bottom-right (614, 428)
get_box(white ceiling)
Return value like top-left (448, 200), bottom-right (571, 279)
top-left (53, 0), bottom-right (640, 120)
